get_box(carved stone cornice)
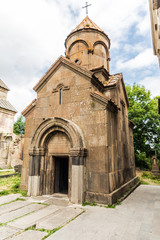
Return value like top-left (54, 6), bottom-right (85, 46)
top-left (29, 147), bottom-right (45, 156)
top-left (52, 84), bottom-right (70, 93)
top-left (70, 148), bottom-right (87, 157)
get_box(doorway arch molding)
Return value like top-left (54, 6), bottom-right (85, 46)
top-left (28, 117), bottom-right (87, 204)
top-left (30, 117), bottom-right (86, 154)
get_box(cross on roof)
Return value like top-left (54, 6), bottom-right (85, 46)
top-left (82, 2), bottom-right (91, 15)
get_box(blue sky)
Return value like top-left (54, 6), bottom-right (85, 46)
top-left (0, 0), bottom-right (159, 117)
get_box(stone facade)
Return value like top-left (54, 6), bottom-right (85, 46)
top-left (0, 79), bottom-right (24, 169)
top-left (151, 156), bottom-right (160, 177)
top-left (21, 16), bottom-right (138, 204)
top-left (149, 0), bottom-right (160, 65)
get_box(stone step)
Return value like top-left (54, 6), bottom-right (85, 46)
top-left (8, 205), bottom-right (62, 230)
top-left (7, 230), bottom-right (47, 240)
top-left (0, 194), bottom-right (21, 205)
top-left (0, 203), bottom-right (45, 223)
top-left (36, 207), bottom-right (83, 230)
top-left (0, 200), bottom-right (30, 215)
top-left (44, 197), bottom-right (69, 206)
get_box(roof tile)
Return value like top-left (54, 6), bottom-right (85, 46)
top-left (0, 99), bottom-right (17, 113)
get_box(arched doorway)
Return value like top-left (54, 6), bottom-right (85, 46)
top-left (28, 117), bottom-right (86, 204)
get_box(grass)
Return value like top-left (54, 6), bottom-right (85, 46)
top-left (26, 226), bottom-right (62, 239)
top-left (82, 201), bottom-right (120, 208)
top-left (138, 171), bottom-right (160, 185)
top-left (82, 201), bottom-right (97, 206)
top-left (105, 204), bottom-right (116, 208)
top-left (0, 174), bottom-right (27, 196)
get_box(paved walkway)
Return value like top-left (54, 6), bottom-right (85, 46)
top-left (48, 185), bottom-right (160, 240)
top-left (0, 185), bottom-right (159, 240)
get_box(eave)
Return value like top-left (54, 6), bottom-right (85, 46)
top-left (22, 99), bottom-right (37, 117)
top-left (90, 91), bottom-right (119, 113)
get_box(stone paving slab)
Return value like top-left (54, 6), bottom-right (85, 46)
top-left (46, 185), bottom-right (160, 240)
top-left (0, 203), bottom-right (45, 223)
top-left (8, 205), bottom-right (61, 230)
top-left (37, 207), bottom-right (83, 230)
top-left (0, 226), bottom-right (20, 240)
top-left (7, 230), bottom-right (47, 240)
top-left (0, 200), bottom-right (30, 215)
top-left (0, 194), bottom-right (21, 205)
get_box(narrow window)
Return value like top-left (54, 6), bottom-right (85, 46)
top-left (59, 88), bottom-right (62, 104)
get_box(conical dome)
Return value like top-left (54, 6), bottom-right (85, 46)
top-left (65, 16), bottom-right (110, 72)
top-left (71, 16), bottom-right (103, 33)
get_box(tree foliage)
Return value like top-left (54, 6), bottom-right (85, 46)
top-left (13, 115), bottom-right (25, 135)
top-left (126, 84), bottom-right (160, 169)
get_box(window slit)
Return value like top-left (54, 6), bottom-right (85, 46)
top-left (59, 88), bottom-right (62, 104)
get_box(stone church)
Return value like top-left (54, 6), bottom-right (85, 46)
top-left (21, 16), bottom-right (138, 204)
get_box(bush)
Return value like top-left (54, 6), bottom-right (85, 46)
top-left (135, 152), bottom-right (152, 170)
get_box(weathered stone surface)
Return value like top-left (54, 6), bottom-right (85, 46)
top-left (0, 194), bottom-right (21, 205)
top-left (36, 207), bottom-right (83, 230)
top-left (21, 16), bottom-right (137, 205)
top-left (0, 226), bottom-right (20, 240)
top-left (0, 200), bottom-right (30, 215)
top-left (8, 230), bottom-right (47, 240)
top-left (44, 197), bottom-right (69, 206)
top-left (0, 79), bottom-right (23, 168)
top-left (8, 205), bottom-right (61, 229)
top-left (46, 185), bottom-right (160, 240)
top-left (0, 203), bottom-right (45, 223)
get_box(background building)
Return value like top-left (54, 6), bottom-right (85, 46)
top-left (149, 0), bottom-right (160, 65)
top-left (0, 79), bottom-right (23, 169)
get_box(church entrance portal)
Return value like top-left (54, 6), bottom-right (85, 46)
top-left (54, 157), bottom-right (69, 194)
top-left (28, 118), bottom-right (86, 203)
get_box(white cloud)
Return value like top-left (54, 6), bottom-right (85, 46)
top-left (0, 0), bottom-right (158, 114)
top-left (136, 13), bottom-right (151, 36)
top-left (116, 48), bottom-right (158, 70)
top-left (140, 75), bottom-right (160, 97)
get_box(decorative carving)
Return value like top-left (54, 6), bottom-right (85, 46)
top-left (153, 0), bottom-right (160, 9)
top-left (151, 156), bottom-right (160, 177)
top-left (88, 48), bottom-right (94, 54)
top-left (70, 148), bottom-right (87, 157)
top-left (52, 84), bottom-right (70, 93)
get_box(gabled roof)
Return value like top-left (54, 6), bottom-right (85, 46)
top-left (33, 56), bottom-right (95, 92)
top-left (0, 99), bottom-right (17, 113)
top-left (0, 79), bottom-right (10, 91)
top-left (103, 73), bottom-right (129, 107)
top-left (71, 16), bottom-right (103, 33)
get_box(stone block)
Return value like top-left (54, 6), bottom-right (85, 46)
top-left (0, 194), bottom-right (21, 205)
top-left (0, 226), bottom-right (20, 239)
top-left (8, 205), bottom-right (61, 230)
top-left (0, 203), bottom-right (45, 223)
top-left (0, 200), bottom-right (30, 215)
top-left (36, 207), bottom-right (83, 230)
top-left (8, 230), bottom-right (47, 240)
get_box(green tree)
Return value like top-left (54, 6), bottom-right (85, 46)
top-left (13, 115), bottom-right (25, 135)
top-left (126, 84), bottom-right (160, 169)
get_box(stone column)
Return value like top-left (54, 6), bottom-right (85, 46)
top-left (70, 148), bottom-right (86, 204)
top-left (28, 147), bottom-right (45, 196)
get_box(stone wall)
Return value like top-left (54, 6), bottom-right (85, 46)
top-left (0, 133), bottom-right (24, 169)
top-left (0, 110), bottom-right (15, 133)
